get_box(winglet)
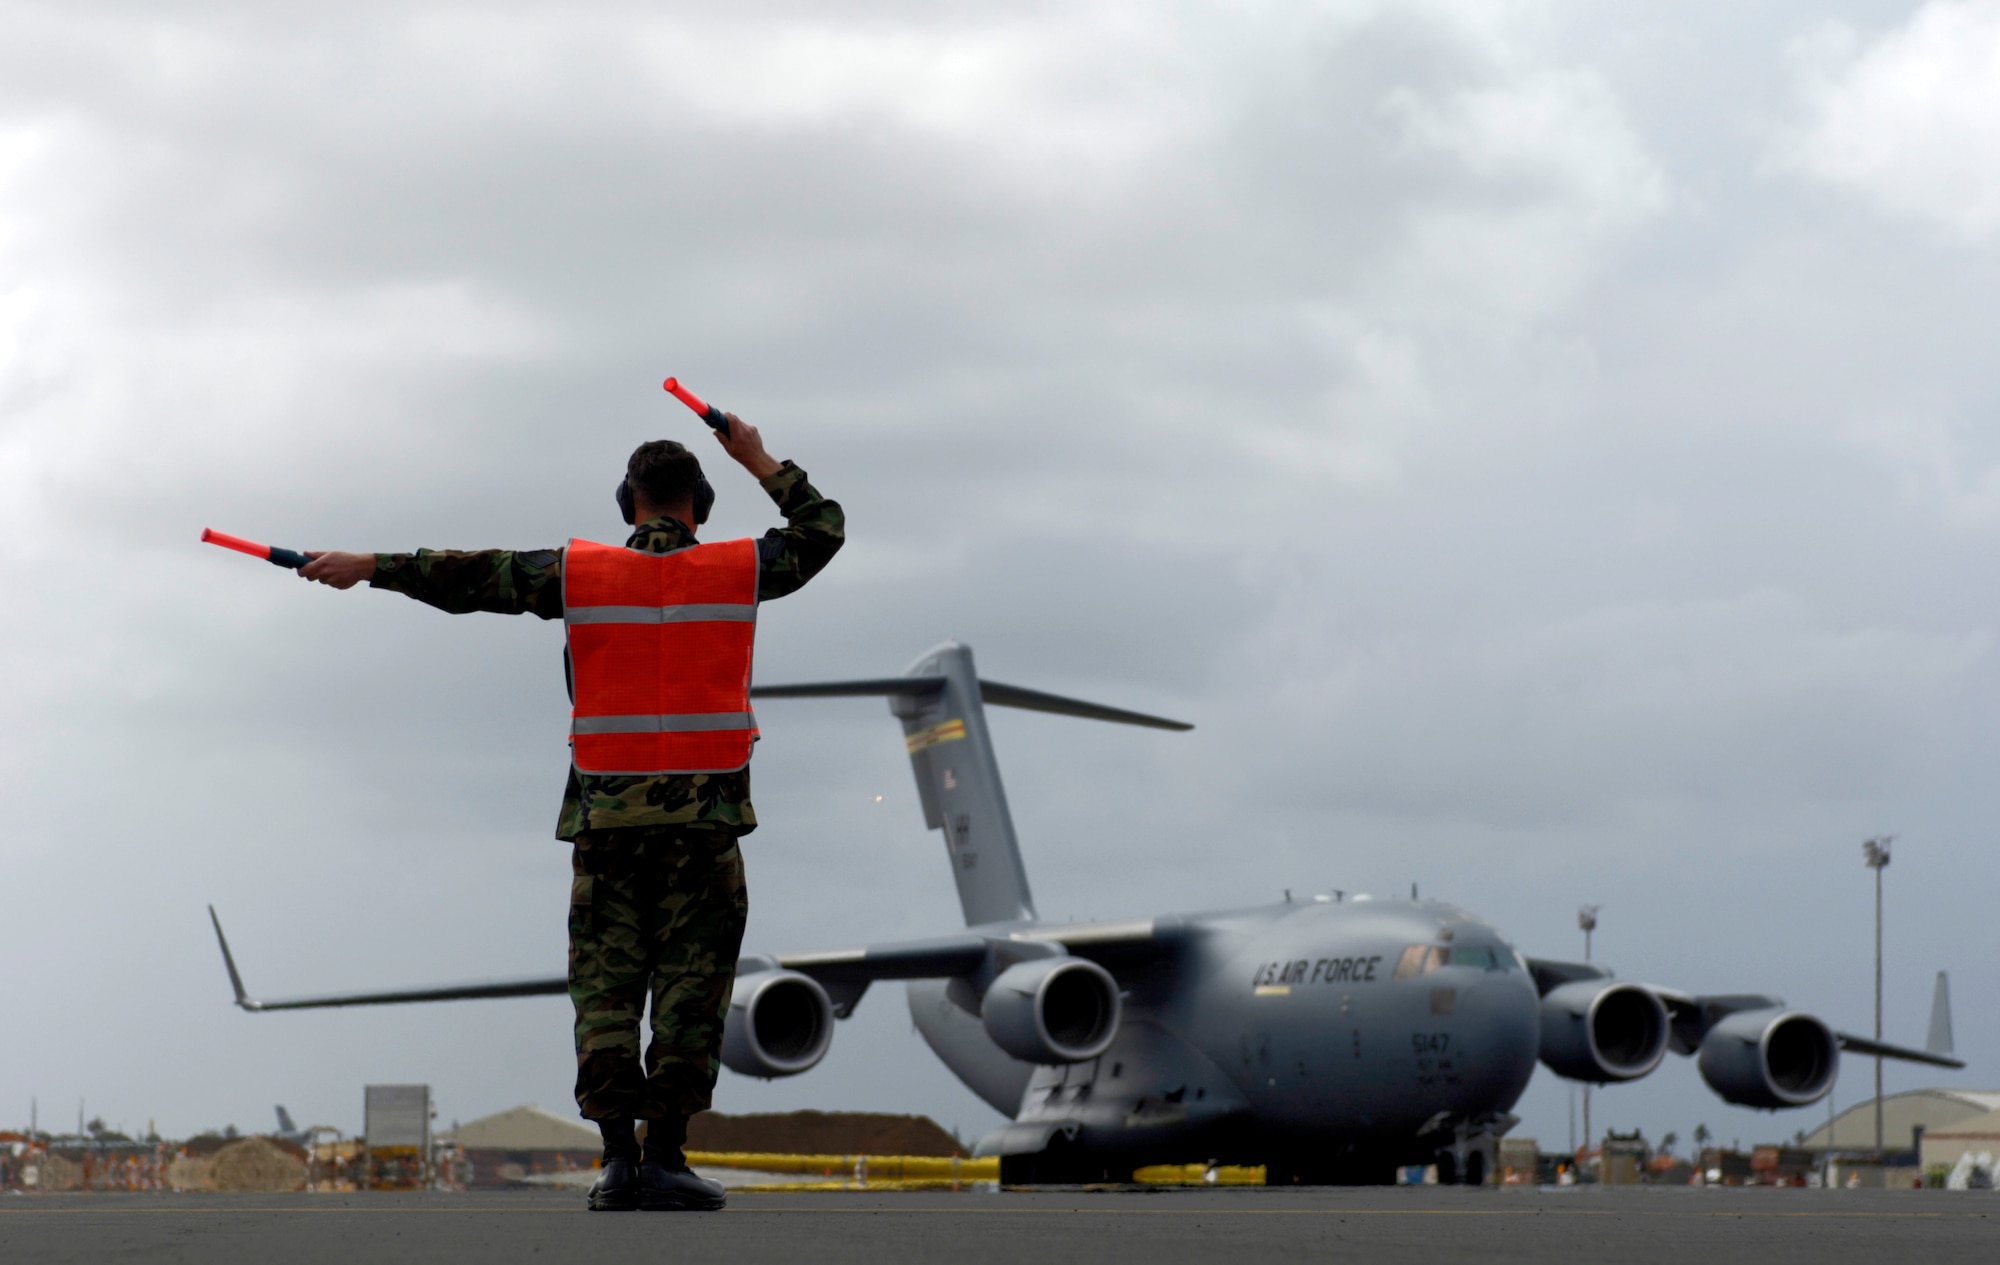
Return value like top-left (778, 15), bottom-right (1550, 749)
top-left (208, 905), bottom-right (261, 1011)
top-left (1834, 1030), bottom-right (1965, 1070)
top-left (1928, 970), bottom-right (1955, 1057)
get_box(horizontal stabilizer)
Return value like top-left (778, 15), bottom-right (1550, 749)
top-left (752, 676), bottom-right (1192, 730)
top-left (752, 677), bottom-right (946, 699)
top-left (1835, 1031), bottom-right (1965, 1070)
top-left (757, 642), bottom-right (1189, 926)
top-left (977, 680), bottom-right (1192, 730)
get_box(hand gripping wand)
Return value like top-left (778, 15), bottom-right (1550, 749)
top-left (663, 377), bottom-right (732, 437)
top-left (200, 527), bottom-right (310, 570)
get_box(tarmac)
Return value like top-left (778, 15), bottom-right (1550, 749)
top-left (3, 1186), bottom-right (1995, 1264)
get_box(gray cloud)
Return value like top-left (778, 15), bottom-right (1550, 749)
top-left (1780, 1), bottom-right (2000, 242)
top-left (3, 0), bottom-right (1996, 1150)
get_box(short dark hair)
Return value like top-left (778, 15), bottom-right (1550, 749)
top-left (626, 440), bottom-right (705, 509)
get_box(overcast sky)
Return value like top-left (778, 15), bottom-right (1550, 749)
top-left (4, 0), bottom-right (1998, 1155)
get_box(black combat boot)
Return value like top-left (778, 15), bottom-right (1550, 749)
top-left (587, 1120), bottom-right (640, 1211)
top-left (639, 1116), bottom-right (725, 1212)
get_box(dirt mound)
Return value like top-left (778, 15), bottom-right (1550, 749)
top-left (165, 1155), bottom-right (212, 1192)
top-left (34, 1153), bottom-right (81, 1191)
top-left (207, 1137), bottom-right (307, 1191)
top-left (685, 1111), bottom-right (962, 1157)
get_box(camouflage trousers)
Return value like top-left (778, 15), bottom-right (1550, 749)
top-left (568, 824), bottom-right (749, 1121)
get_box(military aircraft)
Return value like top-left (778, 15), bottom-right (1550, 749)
top-left (272, 1105), bottom-right (326, 1148)
top-left (211, 641), bottom-right (1964, 1184)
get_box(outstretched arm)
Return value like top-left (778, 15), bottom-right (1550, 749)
top-left (299, 552), bottom-right (376, 589)
top-left (295, 409), bottom-right (826, 612)
top-left (302, 547), bottom-right (565, 618)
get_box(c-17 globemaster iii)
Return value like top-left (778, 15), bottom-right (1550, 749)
top-left (211, 642), bottom-right (1962, 1183)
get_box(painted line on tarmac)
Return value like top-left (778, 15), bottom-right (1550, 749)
top-left (0, 1206), bottom-right (1981, 1220)
top-left (732, 1207), bottom-right (1973, 1220)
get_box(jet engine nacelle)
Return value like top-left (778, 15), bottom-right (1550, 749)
top-left (721, 969), bottom-right (835, 1078)
top-left (1697, 1008), bottom-right (1837, 1109)
top-left (980, 956), bottom-right (1121, 1064)
top-left (1538, 980), bottom-right (1669, 1083)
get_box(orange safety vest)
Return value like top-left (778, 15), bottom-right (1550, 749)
top-left (563, 537), bottom-right (760, 775)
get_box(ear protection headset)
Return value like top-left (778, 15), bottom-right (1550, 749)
top-left (617, 456), bottom-right (714, 526)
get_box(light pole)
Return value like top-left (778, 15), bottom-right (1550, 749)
top-left (1579, 905), bottom-right (1599, 1157)
top-left (1861, 837), bottom-right (1892, 1156)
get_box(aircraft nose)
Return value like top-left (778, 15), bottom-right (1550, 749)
top-left (1448, 973), bottom-right (1540, 1106)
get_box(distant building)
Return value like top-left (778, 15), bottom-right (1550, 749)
top-left (439, 1106), bottom-right (601, 1189)
top-left (1918, 1107), bottom-right (2000, 1174)
top-left (1799, 1089), bottom-right (2000, 1155)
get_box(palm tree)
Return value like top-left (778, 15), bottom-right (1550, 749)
top-left (1660, 1131), bottom-right (1679, 1158)
top-left (1693, 1124), bottom-right (1711, 1157)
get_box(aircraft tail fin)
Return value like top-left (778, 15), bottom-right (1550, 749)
top-left (276, 1106), bottom-right (298, 1135)
top-left (1928, 970), bottom-right (1955, 1056)
top-left (753, 642), bottom-right (1191, 927)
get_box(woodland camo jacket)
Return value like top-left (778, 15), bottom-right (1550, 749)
top-left (367, 460), bottom-right (843, 841)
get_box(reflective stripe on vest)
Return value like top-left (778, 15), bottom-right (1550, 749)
top-left (563, 537), bottom-right (760, 775)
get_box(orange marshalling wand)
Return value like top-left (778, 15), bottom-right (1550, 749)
top-left (201, 527), bottom-right (309, 569)
top-left (663, 377), bottom-right (732, 436)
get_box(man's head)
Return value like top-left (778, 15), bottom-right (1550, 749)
top-left (620, 439), bottom-right (714, 527)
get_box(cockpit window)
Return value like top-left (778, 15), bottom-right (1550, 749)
top-left (1392, 945), bottom-right (1445, 979)
top-left (1392, 943), bottom-right (1511, 978)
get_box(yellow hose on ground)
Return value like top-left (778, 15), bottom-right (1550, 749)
top-left (1131, 1163), bottom-right (1267, 1186)
top-left (686, 1152), bottom-right (999, 1181)
top-left (687, 1153), bottom-right (1266, 1187)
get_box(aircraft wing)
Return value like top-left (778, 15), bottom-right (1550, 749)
top-left (209, 906), bottom-right (566, 1012)
top-left (780, 919), bottom-right (1175, 981)
top-left (1831, 1032), bottom-right (1965, 1069)
top-left (212, 905), bottom-right (1173, 1017)
top-left (226, 976), bottom-right (569, 1012)
top-left (1523, 956), bottom-right (1611, 995)
top-left (1523, 955), bottom-right (1965, 1070)
top-left (778, 934), bottom-right (992, 983)
top-left (1655, 992), bottom-right (1963, 1068)
top-left (775, 920), bottom-right (1178, 1015)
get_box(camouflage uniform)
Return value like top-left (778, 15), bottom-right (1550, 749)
top-left (567, 824), bottom-right (749, 1121)
top-left (370, 460), bottom-right (842, 1120)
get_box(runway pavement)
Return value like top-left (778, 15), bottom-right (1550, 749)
top-left (3, 1186), bottom-right (1995, 1264)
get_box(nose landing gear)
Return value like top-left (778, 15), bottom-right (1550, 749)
top-left (1422, 1112), bottom-right (1512, 1187)
top-left (1434, 1145), bottom-right (1487, 1187)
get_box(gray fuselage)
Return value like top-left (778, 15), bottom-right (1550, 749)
top-left (910, 896), bottom-right (1540, 1167)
